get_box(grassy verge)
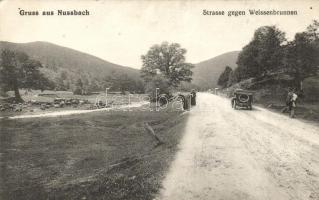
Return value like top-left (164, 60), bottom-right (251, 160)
top-left (219, 76), bottom-right (319, 123)
top-left (219, 87), bottom-right (319, 123)
top-left (255, 98), bottom-right (319, 123)
top-left (0, 104), bottom-right (188, 200)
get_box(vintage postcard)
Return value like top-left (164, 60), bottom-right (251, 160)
top-left (0, 0), bottom-right (319, 199)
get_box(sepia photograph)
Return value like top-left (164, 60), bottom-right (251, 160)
top-left (0, 0), bottom-right (319, 199)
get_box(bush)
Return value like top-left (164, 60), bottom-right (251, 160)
top-left (73, 87), bottom-right (83, 95)
top-left (0, 85), bottom-right (8, 97)
top-left (303, 76), bottom-right (319, 102)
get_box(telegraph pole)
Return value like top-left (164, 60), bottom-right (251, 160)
top-left (105, 88), bottom-right (109, 107)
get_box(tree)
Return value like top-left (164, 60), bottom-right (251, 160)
top-left (141, 42), bottom-right (194, 87)
top-left (55, 71), bottom-right (70, 91)
top-left (38, 76), bottom-right (55, 92)
top-left (236, 26), bottom-right (286, 80)
top-left (306, 20), bottom-right (319, 70)
top-left (102, 71), bottom-right (145, 94)
top-left (73, 78), bottom-right (84, 95)
top-left (0, 49), bottom-right (51, 102)
top-left (145, 75), bottom-right (171, 102)
top-left (227, 68), bottom-right (241, 86)
top-left (134, 79), bottom-right (145, 94)
top-left (102, 75), bottom-right (114, 91)
top-left (217, 66), bottom-right (233, 88)
top-left (283, 20), bottom-right (319, 91)
top-left (115, 73), bottom-right (131, 94)
top-left (81, 75), bottom-right (90, 94)
top-left (88, 79), bottom-right (100, 92)
top-left (306, 20), bottom-right (319, 41)
top-left (285, 32), bottom-right (318, 90)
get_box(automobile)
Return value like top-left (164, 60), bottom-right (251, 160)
top-left (231, 89), bottom-right (253, 110)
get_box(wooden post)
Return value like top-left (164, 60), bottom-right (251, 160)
top-left (144, 122), bottom-right (163, 145)
top-left (105, 88), bottom-right (109, 106)
top-left (184, 94), bottom-right (191, 110)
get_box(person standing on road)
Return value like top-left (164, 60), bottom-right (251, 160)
top-left (284, 88), bottom-right (298, 118)
top-left (191, 89), bottom-right (196, 106)
top-left (282, 88), bottom-right (296, 117)
top-left (290, 89), bottom-right (298, 118)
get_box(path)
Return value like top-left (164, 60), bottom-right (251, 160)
top-left (156, 93), bottom-right (319, 200)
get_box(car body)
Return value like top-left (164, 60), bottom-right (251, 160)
top-left (231, 90), bottom-right (253, 110)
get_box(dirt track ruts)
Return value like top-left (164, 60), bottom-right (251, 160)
top-left (156, 93), bottom-right (319, 200)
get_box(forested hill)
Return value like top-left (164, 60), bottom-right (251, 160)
top-left (216, 22), bottom-right (319, 103)
top-left (0, 41), bottom-right (142, 92)
top-left (192, 51), bottom-right (239, 89)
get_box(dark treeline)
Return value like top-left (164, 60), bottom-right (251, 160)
top-left (63, 71), bottom-right (145, 95)
top-left (0, 49), bottom-right (145, 101)
top-left (52, 69), bottom-right (145, 95)
top-left (218, 20), bottom-right (319, 91)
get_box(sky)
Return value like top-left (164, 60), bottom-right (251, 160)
top-left (0, 0), bottom-right (318, 69)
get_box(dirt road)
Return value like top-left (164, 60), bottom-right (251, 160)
top-left (156, 93), bottom-right (319, 200)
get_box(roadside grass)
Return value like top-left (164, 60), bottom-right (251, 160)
top-left (250, 92), bottom-right (319, 123)
top-left (218, 75), bottom-right (319, 123)
top-left (219, 84), bottom-right (319, 123)
top-left (258, 100), bottom-right (319, 123)
top-left (0, 103), bottom-right (188, 200)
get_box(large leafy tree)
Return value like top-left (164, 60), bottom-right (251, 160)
top-left (306, 20), bottom-right (319, 41)
top-left (285, 20), bottom-right (319, 90)
top-left (141, 42), bottom-right (194, 87)
top-left (0, 49), bottom-right (51, 102)
top-left (237, 26), bottom-right (286, 79)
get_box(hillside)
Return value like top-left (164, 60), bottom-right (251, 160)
top-left (0, 41), bottom-right (141, 91)
top-left (192, 51), bottom-right (239, 89)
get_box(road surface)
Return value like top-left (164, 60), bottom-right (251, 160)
top-left (156, 93), bottom-right (319, 200)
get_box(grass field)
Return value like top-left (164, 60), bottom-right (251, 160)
top-left (0, 103), bottom-right (188, 200)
